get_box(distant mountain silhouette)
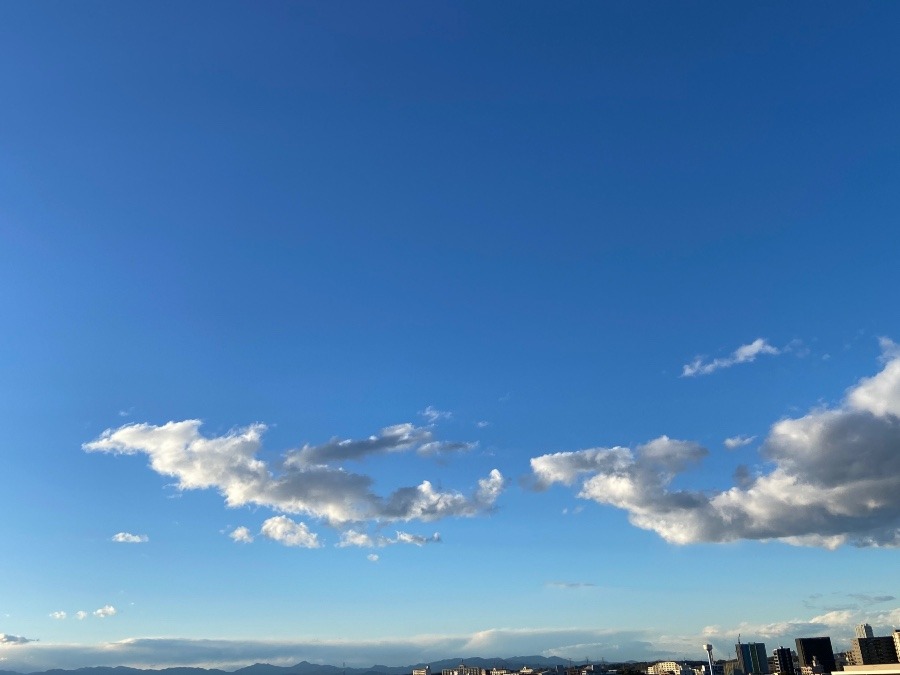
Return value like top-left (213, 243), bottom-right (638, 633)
top-left (3, 655), bottom-right (585, 675)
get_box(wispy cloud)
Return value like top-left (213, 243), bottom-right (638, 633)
top-left (49, 611), bottom-right (67, 620)
top-left (75, 611), bottom-right (87, 620)
top-left (420, 406), bottom-right (452, 423)
top-left (84, 421), bottom-right (503, 542)
top-left (366, 554), bottom-right (379, 562)
top-left (682, 338), bottom-right (781, 377)
top-left (111, 532), bottom-right (148, 544)
top-left (546, 582), bottom-right (597, 589)
top-left (847, 593), bottom-right (896, 606)
top-left (229, 526), bottom-right (254, 544)
top-left (532, 345), bottom-right (900, 548)
top-left (724, 435), bottom-right (755, 449)
top-left (337, 530), bottom-right (441, 548)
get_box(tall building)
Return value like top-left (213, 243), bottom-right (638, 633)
top-left (858, 625), bottom-right (876, 639)
top-left (850, 637), bottom-right (899, 665)
top-left (796, 638), bottom-right (836, 674)
top-left (774, 647), bottom-right (796, 675)
top-left (737, 643), bottom-right (770, 675)
top-left (894, 631), bottom-right (900, 664)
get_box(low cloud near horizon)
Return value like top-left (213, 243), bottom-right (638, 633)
top-left (2, 606), bottom-right (898, 672)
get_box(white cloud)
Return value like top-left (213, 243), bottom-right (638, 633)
top-left (420, 406), bottom-right (452, 423)
top-left (111, 532), bottom-right (148, 543)
top-left (476, 420), bottom-right (490, 428)
top-left (84, 421), bottom-right (501, 529)
top-left (93, 605), bottom-right (117, 618)
top-left (229, 526), bottom-right (254, 544)
top-left (50, 611), bottom-right (66, 620)
top-left (532, 350), bottom-right (900, 548)
top-left (260, 516), bottom-right (321, 548)
top-left (682, 338), bottom-right (781, 377)
top-left (366, 554), bottom-right (379, 562)
top-left (75, 611), bottom-right (87, 620)
top-left (337, 529), bottom-right (377, 548)
top-left (546, 582), bottom-right (597, 589)
top-left (724, 435), bottom-right (755, 449)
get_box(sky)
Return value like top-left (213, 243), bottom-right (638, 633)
top-left (2, 2), bottom-right (900, 672)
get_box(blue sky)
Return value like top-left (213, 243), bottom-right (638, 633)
top-left (2, 2), bottom-right (900, 671)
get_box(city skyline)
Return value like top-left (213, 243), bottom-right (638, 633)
top-left (2, 2), bottom-right (900, 672)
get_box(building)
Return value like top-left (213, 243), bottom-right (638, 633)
top-left (442, 666), bottom-right (482, 675)
top-left (737, 642), bottom-right (770, 675)
top-left (648, 662), bottom-right (681, 675)
top-left (858, 625), bottom-right (876, 639)
top-left (413, 668), bottom-right (431, 675)
top-left (796, 638), bottom-right (836, 674)
top-left (850, 638), bottom-right (899, 665)
top-left (774, 647), bottom-right (796, 675)
top-left (894, 632), bottom-right (900, 664)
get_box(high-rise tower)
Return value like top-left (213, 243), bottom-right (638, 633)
top-left (857, 624), bottom-right (875, 639)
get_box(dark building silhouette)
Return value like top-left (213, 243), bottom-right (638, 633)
top-left (774, 647), bottom-right (795, 675)
top-left (796, 638), bottom-right (836, 674)
top-left (737, 643), bottom-right (770, 675)
top-left (851, 637), bottom-right (899, 665)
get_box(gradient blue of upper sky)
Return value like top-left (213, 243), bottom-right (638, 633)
top-left (2, 2), bottom-right (900, 671)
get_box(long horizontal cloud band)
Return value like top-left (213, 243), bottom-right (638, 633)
top-left (84, 422), bottom-right (504, 529)
top-left (531, 350), bottom-right (900, 548)
top-left (3, 603), bottom-right (899, 672)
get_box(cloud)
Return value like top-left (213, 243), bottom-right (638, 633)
top-left (229, 526), bottom-right (254, 544)
top-left (49, 612), bottom-right (66, 620)
top-left (420, 406), bottom-right (452, 423)
top-left (724, 435), bottom-right (755, 449)
top-left (0, 634), bottom-right (36, 645)
top-left (93, 605), bottom-right (116, 618)
top-left (84, 421), bottom-right (501, 529)
top-left (260, 516), bottom-right (321, 548)
top-left (75, 611), bottom-right (87, 620)
top-left (394, 531), bottom-right (441, 546)
top-left (286, 422), bottom-right (474, 466)
top-left (847, 593), bottom-right (896, 605)
top-left (0, 628), bottom-right (743, 671)
top-left (701, 605), bottom-right (900, 646)
top-left (546, 582), bottom-right (597, 589)
top-left (367, 554), bottom-right (379, 562)
top-left (878, 336), bottom-right (900, 361)
top-left (682, 338), bottom-right (781, 377)
top-left (337, 529), bottom-right (441, 548)
top-left (531, 350), bottom-right (900, 548)
top-left (476, 421), bottom-right (490, 428)
top-left (111, 532), bottom-right (148, 543)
